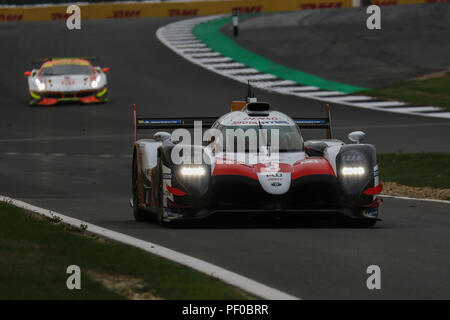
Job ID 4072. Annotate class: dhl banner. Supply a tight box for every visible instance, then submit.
[0,0,443,23]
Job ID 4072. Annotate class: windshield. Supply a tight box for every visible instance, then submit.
[40,64,94,76]
[217,124,303,153]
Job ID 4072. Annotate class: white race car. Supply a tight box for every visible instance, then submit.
[131,89,383,227]
[24,57,109,106]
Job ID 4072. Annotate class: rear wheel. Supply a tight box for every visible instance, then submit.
[132,155,148,222]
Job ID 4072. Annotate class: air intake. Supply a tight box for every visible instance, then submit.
[245,102,270,116]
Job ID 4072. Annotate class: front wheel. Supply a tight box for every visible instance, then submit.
[132,157,148,222]
[155,156,171,227]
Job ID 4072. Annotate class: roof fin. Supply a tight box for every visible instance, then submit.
[246,81,257,103]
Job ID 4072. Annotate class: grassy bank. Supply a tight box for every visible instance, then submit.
[378,153,450,189]
[0,202,251,299]
[361,71,450,109]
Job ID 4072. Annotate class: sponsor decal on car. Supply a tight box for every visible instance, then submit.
[373,165,379,178]
[163,173,172,180]
[139,119,183,125]
[271,182,282,187]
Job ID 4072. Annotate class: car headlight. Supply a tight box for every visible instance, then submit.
[180,166,205,176]
[341,166,365,176]
[35,79,46,91]
[91,76,100,88]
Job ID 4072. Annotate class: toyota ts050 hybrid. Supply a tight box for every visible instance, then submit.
[24,57,109,106]
[130,92,383,227]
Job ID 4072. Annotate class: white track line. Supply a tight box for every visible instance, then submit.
[354,101,407,108]
[307,91,347,97]
[199,57,233,63]
[156,15,450,120]
[181,48,212,53]
[212,62,246,68]
[235,74,277,81]
[191,52,222,58]
[277,86,319,92]
[384,106,442,112]
[0,195,299,300]
[327,95,376,102]
[422,112,450,119]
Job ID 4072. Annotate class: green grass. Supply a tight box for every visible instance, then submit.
[378,153,450,189]
[0,203,251,300]
[361,72,450,109]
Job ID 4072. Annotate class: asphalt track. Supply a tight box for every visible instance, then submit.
[230,4,450,88]
[1,16,450,299]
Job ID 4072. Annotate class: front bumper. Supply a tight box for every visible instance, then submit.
[162,174,382,222]
[29,88,108,105]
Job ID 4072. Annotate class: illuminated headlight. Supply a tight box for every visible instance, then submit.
[180,166,205,176]
[91,76,100,88]
[341,167,365,176]
[35,79,46,91]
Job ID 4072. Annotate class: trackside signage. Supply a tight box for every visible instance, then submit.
[0,0,433,23]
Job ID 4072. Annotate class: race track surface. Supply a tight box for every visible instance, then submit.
[1,16,450,299]
[230,3,450,88]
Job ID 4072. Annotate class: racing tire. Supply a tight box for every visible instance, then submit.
[155,155,170,227]
[132,155,148,222]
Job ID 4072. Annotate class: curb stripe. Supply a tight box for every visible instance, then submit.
[0,195,300,300]
[157,16,450,120]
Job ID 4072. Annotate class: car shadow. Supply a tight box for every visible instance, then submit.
[145,214,379,229]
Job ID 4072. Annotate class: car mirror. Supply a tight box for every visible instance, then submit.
[153,131,171,142]
[348,131,365,144]
[24,71,31,77]
[102,67,110,73]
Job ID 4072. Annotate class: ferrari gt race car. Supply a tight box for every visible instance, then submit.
[130,91,383,227]
[24,57,109,106]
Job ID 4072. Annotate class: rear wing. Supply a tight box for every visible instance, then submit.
[132,104,217,142]
[31,56,100,69]
[132,103,333,142]
[292,104,333,139]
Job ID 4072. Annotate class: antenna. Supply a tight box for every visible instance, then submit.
[246,81,257,103]
[326,104,333,139]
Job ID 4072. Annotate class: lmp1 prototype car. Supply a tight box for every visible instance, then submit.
[130,92,383,227]
[24,57,109,106]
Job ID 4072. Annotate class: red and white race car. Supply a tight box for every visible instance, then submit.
[131,90,382,227]
[24,57,109,106]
